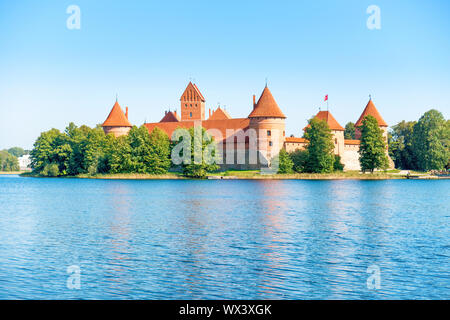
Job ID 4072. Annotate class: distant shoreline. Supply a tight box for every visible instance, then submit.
[16,170,448,180]
[0,171,27,175]
[17,171,415,180]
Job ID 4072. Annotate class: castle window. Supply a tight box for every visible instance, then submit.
[190,104,192,108]
[195,104,197,108]
[267,130,271,136]
[185,104,188,108]
[269,141,273,147]
[190,112,192,118]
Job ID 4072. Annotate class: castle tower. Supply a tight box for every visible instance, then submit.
[248,86,286,164]
[311,110,345,156]
[102,99,132,137]
[355,98,394,168]
[180,82,206,121]
[354,98,388,141]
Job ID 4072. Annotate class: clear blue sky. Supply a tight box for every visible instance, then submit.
[1,0,449,149]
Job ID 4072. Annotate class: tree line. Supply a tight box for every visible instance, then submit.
[387,110,449,171]
[277,115,388,174]
[29,108,448,177]
[0,147,28,172]
[280,109,449,174]
[29,123,217,178]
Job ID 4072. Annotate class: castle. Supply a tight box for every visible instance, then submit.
[102,82,392,171]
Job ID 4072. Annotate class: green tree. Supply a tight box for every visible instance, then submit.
[79,126,110,175]
[333,155,344,171]
[108,135,132,173]
[276,149,294,174]
[30,128,70,176]
[412,109,450,171]
[41,163,60,177]
[358,115,389,173]
[304,118,335,173]
[389,120,416,169]
[66,123,91,175]
[344,122,356,139]
[177,127,219,178]
[146,127,172,174]
[0,150,19,171]
[290,149,309,173]
[7,147,27,158]
[127,125,151,173]
[126,125,172,174]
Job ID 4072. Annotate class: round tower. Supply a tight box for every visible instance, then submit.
[248,86,286,166]
[355,98,394,168]
[354,98,388,140]
[102,100,132,137]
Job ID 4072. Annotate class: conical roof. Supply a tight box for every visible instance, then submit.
[248,86,286,118]
[355,99,387,127]
[102,101,132,127]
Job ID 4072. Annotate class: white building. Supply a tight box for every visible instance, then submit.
[18,154,31,171]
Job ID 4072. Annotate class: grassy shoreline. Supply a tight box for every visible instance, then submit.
[18,170,409,180]
[0,171,27,175]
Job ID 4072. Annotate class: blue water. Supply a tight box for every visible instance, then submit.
[0,175,448,299]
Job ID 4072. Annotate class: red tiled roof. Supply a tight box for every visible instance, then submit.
[248,86,286,118]
[180,82,205,102]
[344,139,360,145]
[160,111,180,122]
[315,111,344,130]
[145,118,250,142]
[285,137,308,143]
[193,83,205,101]
[355,99,387,127]
[208,107,231,120]
[102,101,132,127]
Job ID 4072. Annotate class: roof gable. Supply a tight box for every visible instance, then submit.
[208,107,231,120]
[102,101,132,127]
[180,82,205,102]
[248,86,286,118]
[313,110,344,131]
[355,99,387,127]
[160,111,180,122]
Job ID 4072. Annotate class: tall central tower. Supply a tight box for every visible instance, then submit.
[180,82,206,121]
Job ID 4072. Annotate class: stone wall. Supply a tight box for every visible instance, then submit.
[284,141,307,153]
[341,144,361,171]
[103,126,131,137]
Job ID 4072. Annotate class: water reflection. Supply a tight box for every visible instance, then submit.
[0,176,448,299]
[105,182,133,296]
[251,180,290,298]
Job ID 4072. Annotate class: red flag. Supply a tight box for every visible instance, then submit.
[324,95,328,102]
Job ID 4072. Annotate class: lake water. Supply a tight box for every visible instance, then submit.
[0,175,448,299]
